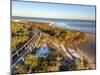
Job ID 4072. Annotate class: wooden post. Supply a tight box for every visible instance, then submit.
[16,51,19,56]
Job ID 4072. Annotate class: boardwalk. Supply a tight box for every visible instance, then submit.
[11,27,41,69]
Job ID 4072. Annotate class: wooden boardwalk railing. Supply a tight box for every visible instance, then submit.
[11,27,41,69]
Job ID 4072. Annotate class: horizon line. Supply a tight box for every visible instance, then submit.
[12,16,96,21]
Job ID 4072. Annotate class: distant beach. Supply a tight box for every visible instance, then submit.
[12,16,96,33]
[78,32,96,63]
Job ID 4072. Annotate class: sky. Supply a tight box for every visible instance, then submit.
[12,1,96,20]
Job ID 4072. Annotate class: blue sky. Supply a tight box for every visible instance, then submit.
[12,1,96,20]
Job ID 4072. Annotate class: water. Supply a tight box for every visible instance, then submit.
[35,46,50,57]
[12,16,96,33]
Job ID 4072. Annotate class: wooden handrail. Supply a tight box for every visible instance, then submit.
[12,28,40,57]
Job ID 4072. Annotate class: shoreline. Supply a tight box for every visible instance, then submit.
[78,32,96,63]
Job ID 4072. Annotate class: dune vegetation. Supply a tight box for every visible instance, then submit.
[12,21,93,74]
